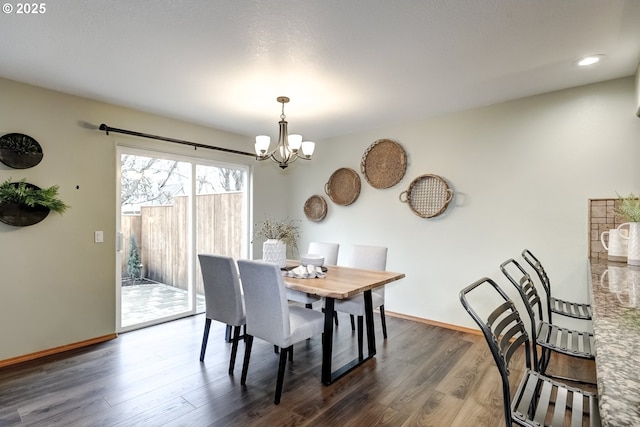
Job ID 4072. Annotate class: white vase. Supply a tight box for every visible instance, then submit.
[263,239,286,268]
[618,222,640,266]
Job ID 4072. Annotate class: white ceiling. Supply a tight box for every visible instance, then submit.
[1,0,639,141]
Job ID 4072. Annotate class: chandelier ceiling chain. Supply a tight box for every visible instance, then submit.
[255,96,315,169]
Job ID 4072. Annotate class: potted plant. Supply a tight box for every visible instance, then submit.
[254,217,300,267]
[615,192,640,221]
[0,178,70,226]
[615,192,640,265]
[0,133,43,169]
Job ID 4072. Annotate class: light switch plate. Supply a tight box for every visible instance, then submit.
[95,231,104,243]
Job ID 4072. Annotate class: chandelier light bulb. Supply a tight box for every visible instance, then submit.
[301,141,315,157]
[255,135,271,156]
[288,134,302,151]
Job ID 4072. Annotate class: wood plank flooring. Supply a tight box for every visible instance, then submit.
[0,312,596,427]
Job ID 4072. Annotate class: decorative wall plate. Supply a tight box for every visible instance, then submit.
[0,133,43,169]
[361,138,407,189]
[399,174,453,218]
[324,168,361,206]
[304,194,328,222]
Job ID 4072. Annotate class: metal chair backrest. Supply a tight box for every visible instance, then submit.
[500,258,546,370]
[522,249,592,322]
[521,249,554,321]
[459,277,531,427]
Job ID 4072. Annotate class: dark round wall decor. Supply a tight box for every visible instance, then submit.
[0,133,44,169]
[0,182,50,226]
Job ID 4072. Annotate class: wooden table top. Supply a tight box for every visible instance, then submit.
[283,263,405,299]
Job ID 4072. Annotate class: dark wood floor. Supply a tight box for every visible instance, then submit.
[0,312,596,427]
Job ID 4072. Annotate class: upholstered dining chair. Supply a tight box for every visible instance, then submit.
[331,244,388,359]
[308,241,339,265]
[286,241,339,312]
[237,259,324,405]
[197,254,246,375]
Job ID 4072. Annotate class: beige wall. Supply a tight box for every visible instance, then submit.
[2,75,639,361]
[0,77,287,361]
[288,77,640,330]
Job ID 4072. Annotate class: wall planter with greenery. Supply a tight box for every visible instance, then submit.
[0,178,69,226]
[0,133,44,169]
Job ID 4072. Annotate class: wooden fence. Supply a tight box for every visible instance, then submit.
[121,192,244,295]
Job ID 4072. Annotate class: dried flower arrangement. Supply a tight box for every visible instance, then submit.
[254,217,300,253]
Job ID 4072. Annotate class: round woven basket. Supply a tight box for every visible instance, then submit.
[324,168,361,206]
[303,195,328,222]
[399,174,453,218]
[361,139,407,189]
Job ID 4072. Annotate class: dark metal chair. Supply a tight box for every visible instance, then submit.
[500,258,595,383]
[522,249,592,322]
[460,277,600,427]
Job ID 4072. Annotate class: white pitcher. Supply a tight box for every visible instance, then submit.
[601,228,628,262]
[618,222,640,266]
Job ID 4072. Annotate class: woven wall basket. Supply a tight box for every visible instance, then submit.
[324,168,361,206]
[304,194,328,222]
[399,174,454,218]
[360,138,407,189]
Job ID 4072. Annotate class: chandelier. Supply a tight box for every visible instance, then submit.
[254,96,315,169]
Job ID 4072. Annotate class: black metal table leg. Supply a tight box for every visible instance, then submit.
[321,290,377,385]
[322,297,335,385]
[363,289,376,357]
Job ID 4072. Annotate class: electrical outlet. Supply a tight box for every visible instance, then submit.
[95,231,104,243]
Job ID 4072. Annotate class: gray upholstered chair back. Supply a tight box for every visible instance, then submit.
[346,244,387,270]
[198,254,245,327]
[236,259,290,348]
[346,245,387,297]
[308,241,340,265]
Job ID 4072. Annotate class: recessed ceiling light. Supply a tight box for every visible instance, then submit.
[577,55,604,67]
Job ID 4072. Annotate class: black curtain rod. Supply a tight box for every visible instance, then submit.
[98,124,256,158]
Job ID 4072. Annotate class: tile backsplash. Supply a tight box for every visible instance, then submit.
[589,198,627,262]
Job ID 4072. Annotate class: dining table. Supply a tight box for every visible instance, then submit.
[588,258,640,427]
[283,262,405,385]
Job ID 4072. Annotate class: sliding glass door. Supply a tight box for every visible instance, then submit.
[116,147,249,332]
